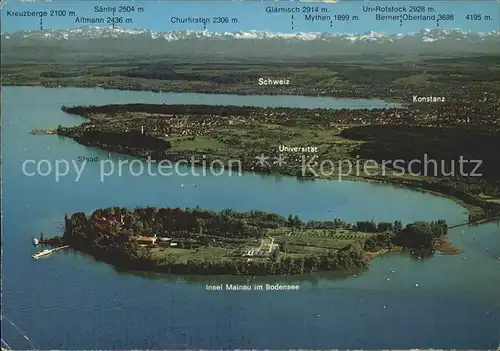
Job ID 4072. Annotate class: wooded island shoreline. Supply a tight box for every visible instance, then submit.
[43,206,451,276]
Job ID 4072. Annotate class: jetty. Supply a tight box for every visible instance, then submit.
[449,216,500,229]
[30,129,56,135]
[32,245,69,259]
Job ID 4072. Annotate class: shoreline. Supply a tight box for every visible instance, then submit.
[354,176,482,216]
[33,140,497,278]
[36,98,499,222]
[32,132,485,216]
[3,82,406,104]
[47,134,500,222]
[436,238,463,255]
[29,132,481,215]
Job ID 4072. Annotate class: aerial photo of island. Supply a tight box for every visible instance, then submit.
[1,0,499,350]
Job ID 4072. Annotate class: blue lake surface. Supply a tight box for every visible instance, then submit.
[2,86,499,349]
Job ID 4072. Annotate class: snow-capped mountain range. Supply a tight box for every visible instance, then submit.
[3,27,500,59]
[2,26,500,43]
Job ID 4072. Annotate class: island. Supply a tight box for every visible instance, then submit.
[44,206,451,275]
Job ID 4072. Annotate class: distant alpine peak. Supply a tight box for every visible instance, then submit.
[2,26,500,42]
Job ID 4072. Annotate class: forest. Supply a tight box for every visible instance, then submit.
[61,104,260,118]
[340,124,500,196]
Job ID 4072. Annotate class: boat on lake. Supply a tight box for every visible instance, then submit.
[32,249,51,259]
[32,245,70,259]
[32,238,39,246]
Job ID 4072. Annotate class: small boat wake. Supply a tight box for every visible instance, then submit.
[1,315,38,350]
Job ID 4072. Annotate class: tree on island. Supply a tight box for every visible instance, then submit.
[393,220,447,249]
[287,214,303,228]
[394,220,403,233]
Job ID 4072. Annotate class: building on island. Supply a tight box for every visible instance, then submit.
[158,237,172,246]
[95,215,125,227]
[242,237,279,258]
[135,234,157,246]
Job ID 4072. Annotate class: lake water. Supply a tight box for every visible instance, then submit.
[2,86,499,350]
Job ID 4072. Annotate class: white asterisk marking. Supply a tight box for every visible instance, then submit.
[274,154,287,166]
[255,153,270,167]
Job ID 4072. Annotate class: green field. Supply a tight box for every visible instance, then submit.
[5,54,500,100]
[270,228,371,255]
[166,136,227,152]
[151,246,234,264]
[149,228,374,263]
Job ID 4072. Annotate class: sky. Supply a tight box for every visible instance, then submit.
[1,0,499,33]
